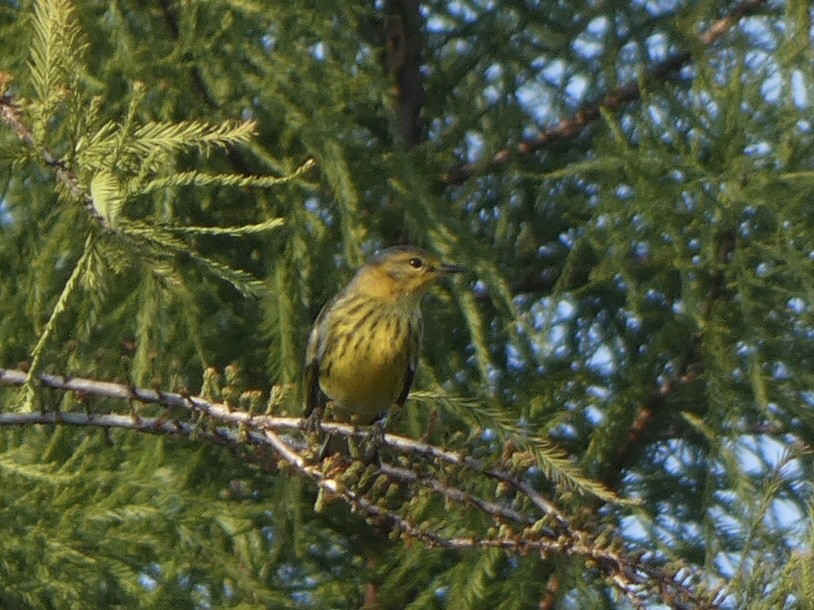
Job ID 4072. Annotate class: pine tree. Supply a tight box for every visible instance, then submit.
[0,0,810,608]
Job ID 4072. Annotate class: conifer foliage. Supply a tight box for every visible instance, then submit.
[0,0,810,608]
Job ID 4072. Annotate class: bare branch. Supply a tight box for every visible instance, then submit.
[0,366,720,607]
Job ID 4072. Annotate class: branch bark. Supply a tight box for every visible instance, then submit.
[384,0,426,148]
[0,367,718,608]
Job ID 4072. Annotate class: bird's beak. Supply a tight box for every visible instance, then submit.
[439,262,466,274]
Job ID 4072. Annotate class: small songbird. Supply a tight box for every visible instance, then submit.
[304,246,464,457]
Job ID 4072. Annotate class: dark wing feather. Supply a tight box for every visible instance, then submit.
[303,303,330,417]
[395,314,422,408]
[304,355,322,417]
[395,362,416,408]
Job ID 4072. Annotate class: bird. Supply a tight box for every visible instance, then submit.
[304,245,464,458]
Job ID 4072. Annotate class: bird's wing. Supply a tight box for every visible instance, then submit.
[395,314,422,408]
[304,355,322,417]
[395,361,416,409]
[303,304,329,417]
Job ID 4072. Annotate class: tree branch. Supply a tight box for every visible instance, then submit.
[442,0,769,185]
[0,366,719,608]
[0,80,104,224]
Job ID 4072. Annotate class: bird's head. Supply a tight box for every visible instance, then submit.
[352,246,464,309]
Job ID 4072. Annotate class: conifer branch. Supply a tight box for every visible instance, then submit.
[0,406,719,608]
[24,237,96,408]
[129,120,258,155]
[0,366,614,526]
[0,409,196,436]
[258,429,719,609]
[0,86,310,233]
[140,157,315,194]
[442,0,769,185]
[114,222,267,296]
[28,0,86,126]
[0,85,101,222]
[159,218,285,237]
[0,366,719,607]
[377,462,541,527]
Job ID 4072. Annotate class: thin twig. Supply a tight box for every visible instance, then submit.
[378,462,541,527]
[0,367,566,523]
[0,89,102,222]
[0,367,718,608]
[260,431,714,608]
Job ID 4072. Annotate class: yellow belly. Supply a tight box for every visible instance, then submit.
[320,334,410,424]
[317,307,418,425]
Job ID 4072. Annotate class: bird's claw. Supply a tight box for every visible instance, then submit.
[362,420,387,464]
[302,407,324,434]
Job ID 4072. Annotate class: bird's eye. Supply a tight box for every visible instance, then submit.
[408,257,424,269]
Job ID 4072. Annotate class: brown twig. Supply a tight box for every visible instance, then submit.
[260,428,717,609]
[0,367,563,525]
[442,0,769,185]
[0,366,569,523]
[0,366,718,607]
[0,88,103,223]
[0,408,717,607]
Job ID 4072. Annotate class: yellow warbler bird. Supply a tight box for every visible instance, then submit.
[304,246,463,456]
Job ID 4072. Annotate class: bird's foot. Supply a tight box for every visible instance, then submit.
[362,419,387,464]
[302,406,324,434]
